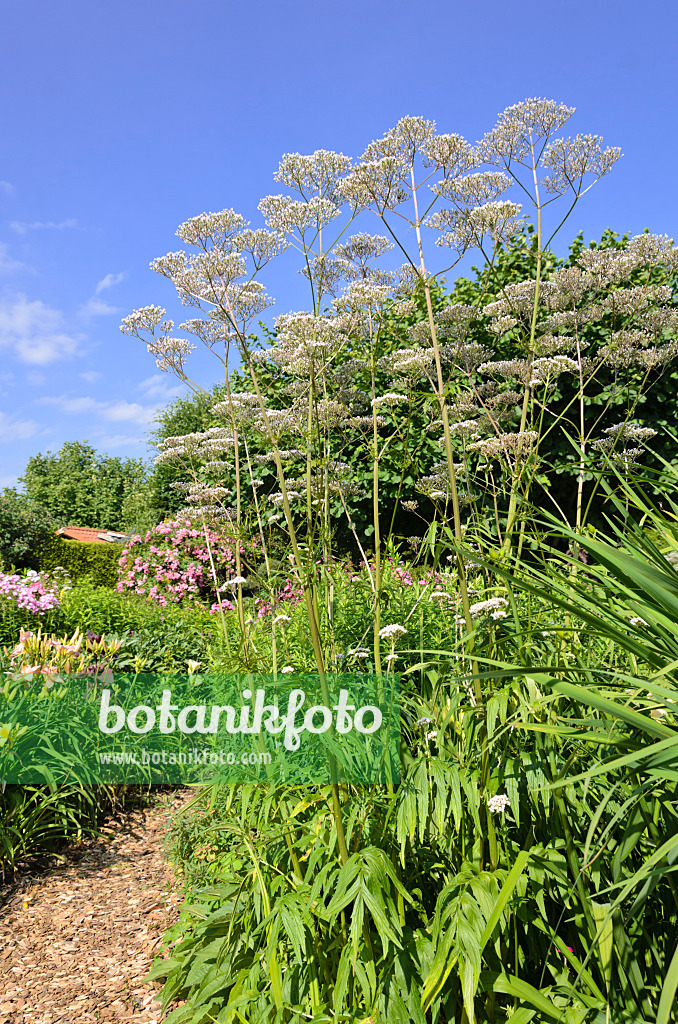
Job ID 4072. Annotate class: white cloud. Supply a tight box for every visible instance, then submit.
[0,181,14,196]
[10,218,78,235]
[78,271,127,318]
[26,371,46,386]
[95,272,126,295]
[0,294,80,364]
[0,411,39,443]
[104,400,157,424]
[80,370,102,383]
[39,394,159,425]
[79,297,119,317]
[138,374,185,401]
[0,242,24,275]
[94,434,147,449]
[41,395,99,415]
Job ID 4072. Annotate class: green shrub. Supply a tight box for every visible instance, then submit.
[0,490,56,571]
[0,579,218,652]
[39,535,122,588]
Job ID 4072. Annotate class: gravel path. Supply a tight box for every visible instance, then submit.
[0,791,190,1023]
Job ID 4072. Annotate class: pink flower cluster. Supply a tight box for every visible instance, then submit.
[116,518,257,609]
[0,570,61,616]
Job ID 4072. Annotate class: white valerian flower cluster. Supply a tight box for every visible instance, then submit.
[468,597,509,620]
[371,393,408,408]
[146,335,195,373]
[378,623,407,639]
[154,427,236,465]
[212,392,261,426]
[591,422,657,467]
[274,150,353,201]
[174,208,247,248]
[299,254,346,298]
[429,200,524,253]
[253,312,349,379]
[487,793,511,814]
[391,299,417,317]
[468,431,539,462]
[187,483,230,501]
[477,99,575,165]
[449,419,482,439]
[333,279,394,317]
[486,390,523,410]
[541,134,622,195]
[120,305,166,333]
[533,333,577,356]
[381,347,435,377]
[477,359,531,382]
[333,232,393,278]
[432,170,512,206]
[488,315,518,336]
[258,194,341,235]
[220,576,248,589]
[120,307,197,373]
[529,355,579,385]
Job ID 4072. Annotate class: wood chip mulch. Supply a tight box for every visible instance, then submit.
[0,790,193,1023]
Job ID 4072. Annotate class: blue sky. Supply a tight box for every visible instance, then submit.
[1,0,676,488]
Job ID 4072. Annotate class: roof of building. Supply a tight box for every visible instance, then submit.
[56,526,129,544]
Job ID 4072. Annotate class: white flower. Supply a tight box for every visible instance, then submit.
[371,393,407,408]
[186,660,201,674]
[384,653,398,663]
[426,730,438,741]
[468,597,509,620]
[488,793,511,814]
[220,576,247,590]
[630,616,648,627]
[273,614,291,625]
[281,666,295,674]
[379,623,407,639]
[416,716,434,727]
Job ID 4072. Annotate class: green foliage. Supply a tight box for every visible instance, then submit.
[0,577,217,658]
[0,783,116,874]
[20,440,153,532]
[128,502,678,1022]
[39,535,123,588]
[0,489,56,571]
[148,384,229,519]
[451,226,678,528]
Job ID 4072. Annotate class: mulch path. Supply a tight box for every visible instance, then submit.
[0,790,193,1023]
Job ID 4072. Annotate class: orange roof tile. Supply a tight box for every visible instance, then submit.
[56,527,127,544]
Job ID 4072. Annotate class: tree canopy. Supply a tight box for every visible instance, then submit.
[20,441,152,532]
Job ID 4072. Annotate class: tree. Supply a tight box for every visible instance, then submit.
[20,441,153,531]
[0,489,56,570]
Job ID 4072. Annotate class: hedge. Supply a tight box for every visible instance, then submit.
[39,535,122,588]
